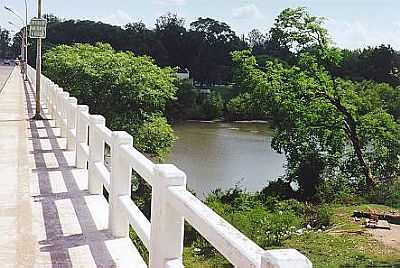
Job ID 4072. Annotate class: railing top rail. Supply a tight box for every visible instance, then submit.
[168,187,263,267]
[93,123,112,145]
[120,145,155,186]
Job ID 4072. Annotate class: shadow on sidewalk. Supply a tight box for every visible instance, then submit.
[24,78,117,267]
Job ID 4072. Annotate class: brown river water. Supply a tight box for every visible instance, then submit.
[167,121,286,198]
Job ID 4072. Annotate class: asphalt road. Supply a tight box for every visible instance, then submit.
[0,65,15,93]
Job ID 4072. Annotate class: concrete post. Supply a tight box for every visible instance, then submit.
[149,164,186,268]
[88,115,106,195]
[49,83,56,118]
[54,87,63,127]
[75,105,89,169]
[109,131,133,237]
[49,84,56,119]
[66,97,78,151]
[60,92,70,137]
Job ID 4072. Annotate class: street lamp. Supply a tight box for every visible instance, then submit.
[4,3,28,80]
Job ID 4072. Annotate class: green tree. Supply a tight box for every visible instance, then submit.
[43,43,177,159]
[231,8,400,196]
[269,7,330,53]
[0,28,11,59]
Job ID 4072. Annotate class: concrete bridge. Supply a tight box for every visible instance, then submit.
[0,65,312,267]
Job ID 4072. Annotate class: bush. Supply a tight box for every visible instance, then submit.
[167,82,199,121]
[365,179,400,208]
[43,43,177,158]
[134,114,176,160]
[303,204,332,228]
[225,93,266,120]
[199,92,224,120]
[316,176,361,205]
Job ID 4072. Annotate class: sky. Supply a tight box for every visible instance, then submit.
[1,0,400,50]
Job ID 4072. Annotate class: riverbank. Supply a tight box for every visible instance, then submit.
[180,191,400,267]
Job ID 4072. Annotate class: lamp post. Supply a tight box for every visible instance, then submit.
[4,4,28,80]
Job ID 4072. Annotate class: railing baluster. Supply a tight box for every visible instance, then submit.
[88,115,106,195]
[55,87,63,127]
[75,105,89,169]
[149,164,186,268]
[60,92,69,137]
[109,131,133,237]
[49,84,56,119]
[66,97,78,151]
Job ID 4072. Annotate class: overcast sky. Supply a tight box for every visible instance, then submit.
[1,0,399,50]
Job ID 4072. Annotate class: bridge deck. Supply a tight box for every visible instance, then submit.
[0,67,146,267]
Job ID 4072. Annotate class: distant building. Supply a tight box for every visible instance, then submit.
[175,67,190,80]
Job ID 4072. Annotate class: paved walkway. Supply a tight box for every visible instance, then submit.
[0,68,146,267]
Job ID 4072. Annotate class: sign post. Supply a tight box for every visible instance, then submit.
[30,0,47,120]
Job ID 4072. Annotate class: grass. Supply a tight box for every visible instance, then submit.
[130,203,400,267]
[182,204,400,268]
[283,204,400,267]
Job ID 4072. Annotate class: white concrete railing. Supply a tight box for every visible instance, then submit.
[27,65,312,268]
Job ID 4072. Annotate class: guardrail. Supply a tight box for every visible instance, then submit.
[27,65,312,268]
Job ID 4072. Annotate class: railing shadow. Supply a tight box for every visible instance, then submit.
[24,78,117,267]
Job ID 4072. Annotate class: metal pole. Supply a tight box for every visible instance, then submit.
[34,0,42,119]
[21,30,25,74]
[24,0,28,81]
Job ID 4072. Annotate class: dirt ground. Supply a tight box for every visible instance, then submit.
[369,224,400,250]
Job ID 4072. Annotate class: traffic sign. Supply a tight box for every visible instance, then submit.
[29,18,47,39]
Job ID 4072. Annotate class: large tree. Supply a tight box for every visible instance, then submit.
[43,43,177,159]
[232,7,400,197]
[0,27,11,59]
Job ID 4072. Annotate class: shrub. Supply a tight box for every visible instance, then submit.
[365,179,400,208]
[200,92,224,120]
[134,114,176,160]
[43,43,177,158]
[303,204,332,228]
[316,176,361,205]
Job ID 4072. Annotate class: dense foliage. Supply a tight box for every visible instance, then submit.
[0,27,12,59]
[43,43,176,158]
[22,13,246,86]
[231,7,400,198]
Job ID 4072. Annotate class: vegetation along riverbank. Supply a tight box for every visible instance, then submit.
[37,5,400,267]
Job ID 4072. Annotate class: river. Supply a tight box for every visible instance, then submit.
[167,121,286,198]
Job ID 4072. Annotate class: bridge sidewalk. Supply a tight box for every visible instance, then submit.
[0,67,146,267]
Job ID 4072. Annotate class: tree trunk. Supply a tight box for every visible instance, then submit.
[316,91,376,188]
[343,121,375,188]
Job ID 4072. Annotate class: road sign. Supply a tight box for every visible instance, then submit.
[29,18,47,39]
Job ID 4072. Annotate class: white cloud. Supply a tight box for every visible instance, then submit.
[326,17,400,49]
[232,4,263,20]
